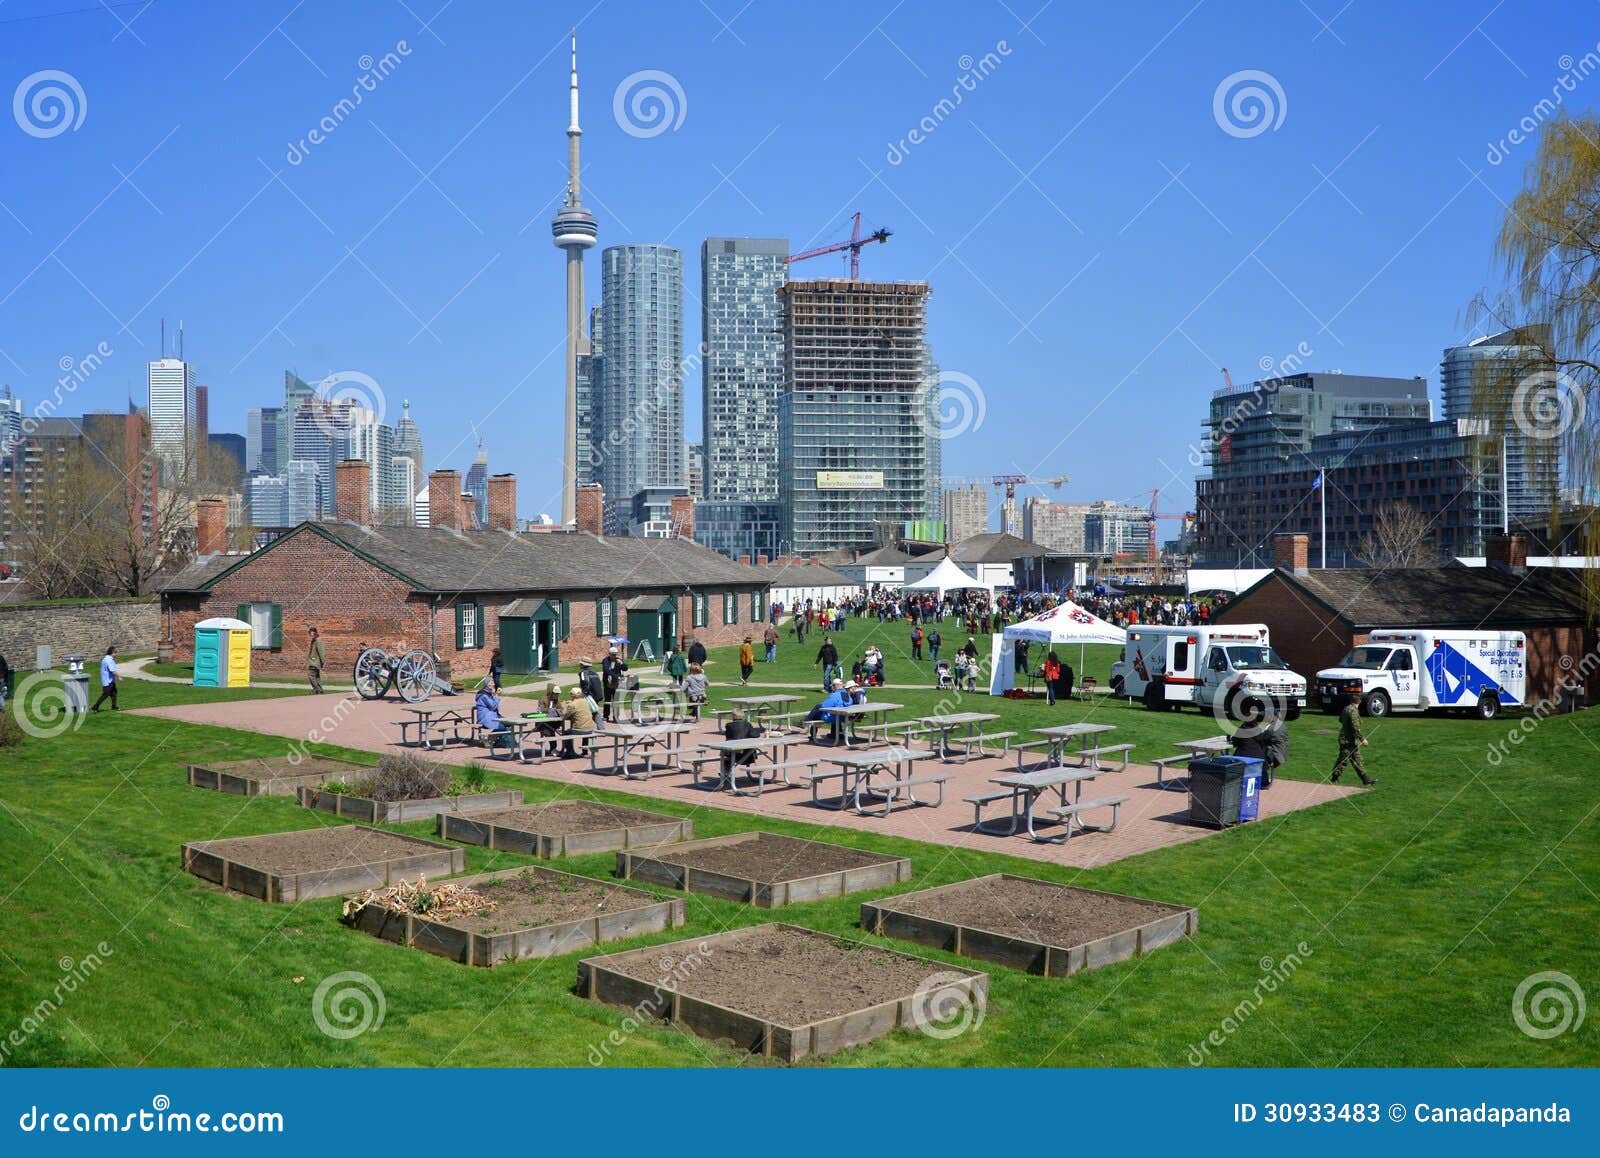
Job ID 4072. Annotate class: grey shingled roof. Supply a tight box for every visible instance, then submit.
[747,560,859,588]
[951,532,1039,564]
[161,522,766,596]
[1234,565,1591,629]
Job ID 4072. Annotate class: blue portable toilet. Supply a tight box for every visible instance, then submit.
[193,617,253,688]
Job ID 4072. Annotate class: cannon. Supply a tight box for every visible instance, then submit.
[352,645,456,703]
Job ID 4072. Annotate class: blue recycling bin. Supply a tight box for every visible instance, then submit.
[1187,755,1263,828]
[1237,758,1263,822]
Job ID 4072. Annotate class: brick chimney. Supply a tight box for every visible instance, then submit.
[669,493,695,540]
[459,492,477,531]
[756,555,770,565]
[487,473,517,532]
[335,459,371,524]
[576,483,604,536]
[1487,533,1528,574]
[738,554,751,565]
[428,470,462,529]
[196,498,227,555]
[1273,533,1310,575]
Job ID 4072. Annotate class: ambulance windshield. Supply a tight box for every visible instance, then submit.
[1225,646,1291,670]
[1338,646,1392,669]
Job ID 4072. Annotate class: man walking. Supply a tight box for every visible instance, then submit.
[910,624,923,661]
[91,646,119,712]
[762,622,779,663]
[928,628,941,663]
[814,635,840,692]
[601,646,628,722]
[738,636,755,685]
[307,627,326,694]
[1331,690,1377,786]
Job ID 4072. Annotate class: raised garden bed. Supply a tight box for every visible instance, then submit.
[344,865,685,966]
[296,784,524,823]
[579,923,987,1062]
[615,831,910,908]
[441,800,692,857]
[182,825,465,903]
[186,755,371,797]
[861,873,1198,977]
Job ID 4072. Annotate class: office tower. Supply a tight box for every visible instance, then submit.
[465,448,489,529]
[248,474,287,526]
[576,306,602,488]
[942,484,988,543]
[290,400,351,517]
[195,385,209,450]
[701,237,787,502]
[280,371,316,472]
[393,399,424,478]
[550,33,598,524]
[347,408,395,515]
[388,454,417,522]
[776,279,935,554]
[598,243,685,532]
[1084,503,1155,555]
[246,406,281,475]
[1440,329,1560,522]
[284,460,321,524]
[685,440,704,498]
[0,385,21,462]
[147,356,197,483]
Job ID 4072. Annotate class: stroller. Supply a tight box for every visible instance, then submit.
[934,660,954,690]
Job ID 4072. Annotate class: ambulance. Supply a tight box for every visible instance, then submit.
[1111,623,1308,718]
[1314,629,1527,719]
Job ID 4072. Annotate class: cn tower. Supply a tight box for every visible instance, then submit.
[551,30,597,525]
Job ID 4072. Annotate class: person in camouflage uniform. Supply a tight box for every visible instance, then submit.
[1331,689,1376,786]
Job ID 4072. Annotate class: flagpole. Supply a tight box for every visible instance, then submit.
[1319,472,1326,568]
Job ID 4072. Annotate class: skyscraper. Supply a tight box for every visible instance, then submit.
[777,279,936,554]
[388,454,417,523]
[550,33,598,525]
[393,399,424,479]
[1440,329,1559,523]
[0,385,21,462]
[576,306,602,487]
[284,459,320,524]
[347,408,395,516]
[147,356,196,483]
[465,448,489,529]
[291,399,351,517]
[599,243,685,532]
[248,474,287,526]
[246,406,281,475]
[942,484,988,543]
[701,237,787,502]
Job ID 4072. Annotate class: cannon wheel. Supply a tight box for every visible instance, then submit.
[396,650,437,703]
[353,647,391,700]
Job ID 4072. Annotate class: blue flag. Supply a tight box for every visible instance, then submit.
[1312,471,1323,490]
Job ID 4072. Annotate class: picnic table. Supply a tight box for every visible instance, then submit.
[693,733,812,796]
[817,701,904,747]
[723,694,801,727]
[587,722,696,780]
[808,746,945,816]
[973,767,1105,843]
[397,706,470,750]
[913,712,1001,762]
[1152,735,1236,789]
[498,712,562,762]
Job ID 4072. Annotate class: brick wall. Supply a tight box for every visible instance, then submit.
[1214,572,1355,682]
[0,597,159,671]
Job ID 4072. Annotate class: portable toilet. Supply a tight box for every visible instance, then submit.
[193,618,253,688]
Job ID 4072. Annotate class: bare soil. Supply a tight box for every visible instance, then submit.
[889,876,1178,947]
[209,757,369,783]
[649,833,888,882]
[603,925,940,1027]
[433,868,660,934]
[470,800,675,835]
[197,826,437,875]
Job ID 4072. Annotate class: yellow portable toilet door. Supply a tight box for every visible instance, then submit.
[225,626,252,687]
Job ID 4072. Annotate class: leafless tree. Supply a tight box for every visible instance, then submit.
[1353,502,1446,569]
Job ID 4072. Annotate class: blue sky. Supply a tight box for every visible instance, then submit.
[0,0,1590,522]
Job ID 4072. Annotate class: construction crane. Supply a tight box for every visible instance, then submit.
[1140,487,1194,570]
[786,211,892,279]
[946,473,1071,537]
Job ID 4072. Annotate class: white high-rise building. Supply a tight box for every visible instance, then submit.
[0,385,22,461]
[346,407,395,514]
[388,454,417,521]
[284,460,320,524]
[248,474,287,526]
[148,357,197,483]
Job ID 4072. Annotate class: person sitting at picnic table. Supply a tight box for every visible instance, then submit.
[683,662,709,717]
[559,684,598,758]
[803,679,851,743]
[474,686,514,757]
[720,710,765,777]
[845,678,867,706]
[532,682,563,736]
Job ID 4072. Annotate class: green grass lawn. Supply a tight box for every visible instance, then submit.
[0,621,1595,1068]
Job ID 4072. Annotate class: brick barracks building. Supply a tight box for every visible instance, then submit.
[159,463,767,680]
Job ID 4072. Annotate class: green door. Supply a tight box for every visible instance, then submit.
[499,617,533,675]
[627,610,661,660]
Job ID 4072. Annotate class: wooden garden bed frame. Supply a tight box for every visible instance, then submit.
[186,756,370,797]
[615,832,911,909]
[439,805,692,858]
[181,826,466,903]
[296,785,525,824]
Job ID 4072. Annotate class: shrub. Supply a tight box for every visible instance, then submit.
[361,752,451,802]
[0,710,25,749]
[461,762,488,792]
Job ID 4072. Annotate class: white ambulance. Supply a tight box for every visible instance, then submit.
[1314,629,1527,719]
[1111,623,1308,718]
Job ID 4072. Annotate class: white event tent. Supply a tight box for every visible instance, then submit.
[990,601,1127,695]
[901,556,990,597]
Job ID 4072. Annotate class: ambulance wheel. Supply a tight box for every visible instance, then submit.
[1110,675,1124,697]
[1475,693,1501,720]
[1286,704,1301,721]
[1143,682,1165,712]
[1361,689,1390,718]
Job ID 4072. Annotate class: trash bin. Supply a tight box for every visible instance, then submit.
[1187,755,1262,828]
[61,654,89,714]
[1238,759,1263,823]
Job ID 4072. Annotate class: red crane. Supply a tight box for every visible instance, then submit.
[786,212,892,279]
[1143,487,1193,569]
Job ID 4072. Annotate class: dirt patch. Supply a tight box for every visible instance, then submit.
[602,925,943,1027]
[197,826,436,875]
[890,875,1176,946]
[470,800,675,835]
[649,833,884,882]
[230,757,369,782]
[432,868,660,934]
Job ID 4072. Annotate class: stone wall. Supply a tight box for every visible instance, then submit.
[0,597,159,671]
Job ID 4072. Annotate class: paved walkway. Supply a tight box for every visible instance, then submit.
[137,693,1361,871]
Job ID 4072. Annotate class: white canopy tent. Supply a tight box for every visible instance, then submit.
[901,556,990,598]
[1186,568,1271,595]
[990,601,1127,695]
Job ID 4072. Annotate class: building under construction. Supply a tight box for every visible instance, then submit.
[776,278,938,554]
